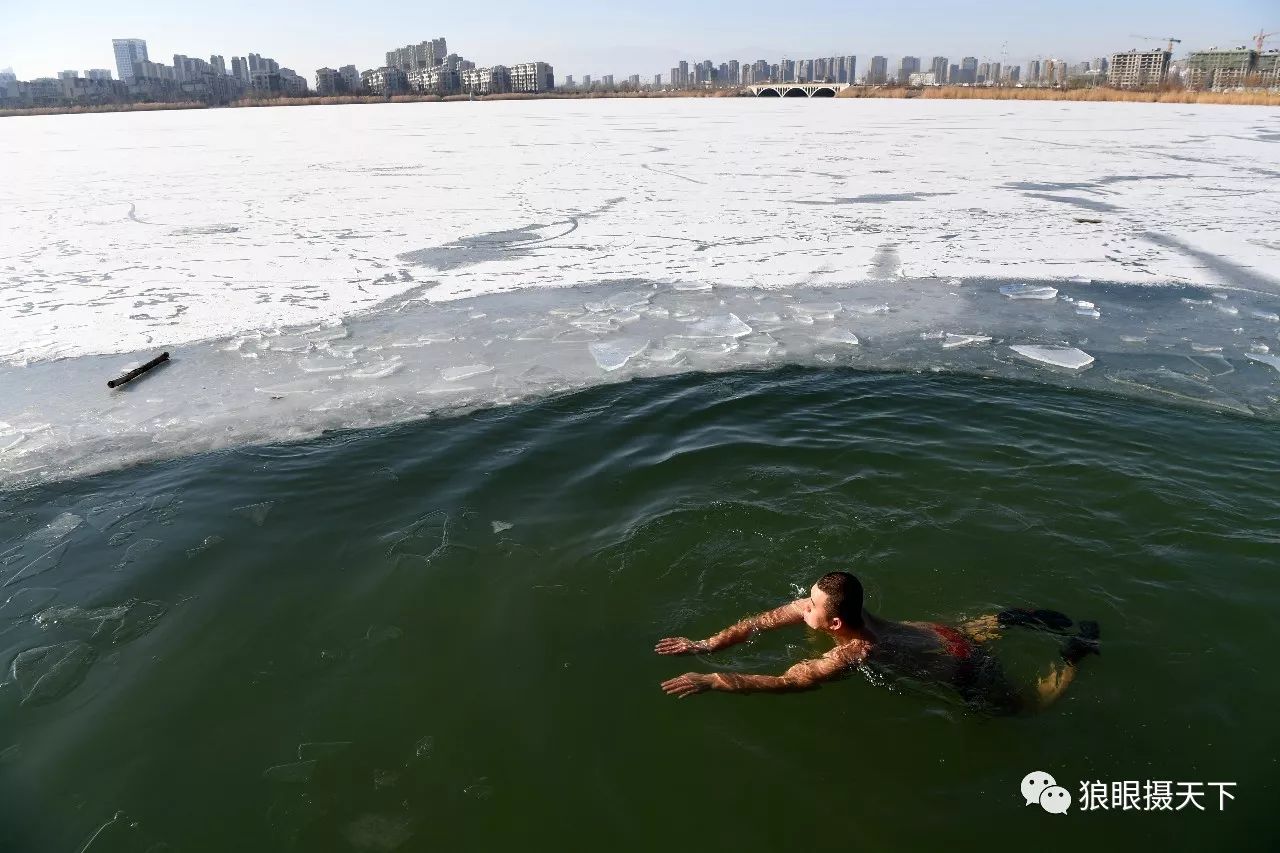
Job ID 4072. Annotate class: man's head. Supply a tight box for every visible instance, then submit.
[804,571,865,633]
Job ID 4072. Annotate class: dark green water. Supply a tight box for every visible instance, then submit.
[2,369,1277,852]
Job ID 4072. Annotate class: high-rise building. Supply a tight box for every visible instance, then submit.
[210,55,226,76]
[1044,58,1056,83]
[678,60,689,88]
[85,69,113,80]
[977,62,990,83]
[959,56,977,85]
[509,62,554,93]
[798,59,813,81]
[949,64,959,82]
[1108,49,1169,87]
[727,59,739,85]
[781,58,795,82]
[868,56,888,84]
[1008,66,1021,83]
[1185,48,1254,89]
[339,65,360,92]
[112,38,148,83]
[990,62,1001,84]
[653,73,661,87]
[385,39,447,72]
[1028,60,1041,83]
[930,56,948,82]
[898,56,920,82]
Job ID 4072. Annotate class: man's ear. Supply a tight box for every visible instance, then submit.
[829,616,844,631]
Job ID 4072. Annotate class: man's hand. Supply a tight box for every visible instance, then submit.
[654,637,707,655]
[661,672,715,698]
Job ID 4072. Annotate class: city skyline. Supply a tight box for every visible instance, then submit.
[1,0,1273,82]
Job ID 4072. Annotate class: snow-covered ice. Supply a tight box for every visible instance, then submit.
[2,98,1280,486]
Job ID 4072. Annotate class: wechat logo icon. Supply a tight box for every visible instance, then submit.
[1022,771,1071,814]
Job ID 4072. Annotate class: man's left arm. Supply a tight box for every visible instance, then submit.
[660,643,866,698]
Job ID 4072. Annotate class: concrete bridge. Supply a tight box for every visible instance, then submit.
[745,82,849,97]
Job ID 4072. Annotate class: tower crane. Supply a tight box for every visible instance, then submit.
[1129,35,1182,53]
[1253,29,1278,52]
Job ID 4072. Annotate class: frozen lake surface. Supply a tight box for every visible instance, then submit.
[2,99,1279,486]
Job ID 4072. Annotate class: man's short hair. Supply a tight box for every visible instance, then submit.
[816,571,864,628]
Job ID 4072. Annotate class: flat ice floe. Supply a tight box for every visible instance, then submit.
[2,99,1280,486]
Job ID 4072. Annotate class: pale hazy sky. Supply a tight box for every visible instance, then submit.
[1,0,1274,82]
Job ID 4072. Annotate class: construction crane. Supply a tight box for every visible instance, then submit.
[1129,35,1182,53]
[1253,29,1278,52]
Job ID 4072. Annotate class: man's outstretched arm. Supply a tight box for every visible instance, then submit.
[661,644,865,698]
[654,600,805,655]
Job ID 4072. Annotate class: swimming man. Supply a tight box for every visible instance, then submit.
[656,571,1099,714]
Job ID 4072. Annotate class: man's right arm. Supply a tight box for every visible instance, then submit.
[654,599,804,655]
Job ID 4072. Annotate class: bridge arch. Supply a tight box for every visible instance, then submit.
[757,87,781,97]
[783,87,808,97]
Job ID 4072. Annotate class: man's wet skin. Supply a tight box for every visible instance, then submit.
[655,571,1099,713]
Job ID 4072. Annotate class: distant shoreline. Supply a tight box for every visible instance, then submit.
[3,85,1277,118]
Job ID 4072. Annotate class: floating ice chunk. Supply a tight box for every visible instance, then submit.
[589,337,649,371]
[553,329,600,343]
[1251,310,1279,322]
[233,501,274,526]
[1074,301,1095,310]
[1120,335,1148,343]
[186,534,223,558]
[263,760,317,784]
[267,336,313,353]
[491,521,513,533]
[4,543,68,588]
[942,334,992,349]
[1215,304,1239,316]
[1009,345,1095,370]
[87,497,147,532]
[1250,342,1270,354]
[794,303,842,317]
[515,324,562,341]
[672,281,712,291]
[846,303,891,316]
[604,311,641,325]
[347,358,403,380]
[11,641,95,706]
[298,741,352,761]
[1181,297,1213,306]
[1212,292,1229,300]
[306,323,349,343]
[747,312,781,323]
[1076,307,1101,319]
[119,538,160,565]
[365,625,404,644]
[605,291,650,310]
[1,588,57,619]
[1000,284,1058,300]
[298,355,353,373]
[948,278,964,286]
[27,513,82,547]
[643,347,684,364]
[818,328,861,346]
[1068,275,1092,284]
[685,314,752,339]
[1246,353,1280,374]
[1191,343,1223,353]
[441,364,493,382]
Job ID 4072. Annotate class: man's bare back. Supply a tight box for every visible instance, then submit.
[655,571,1099,713]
